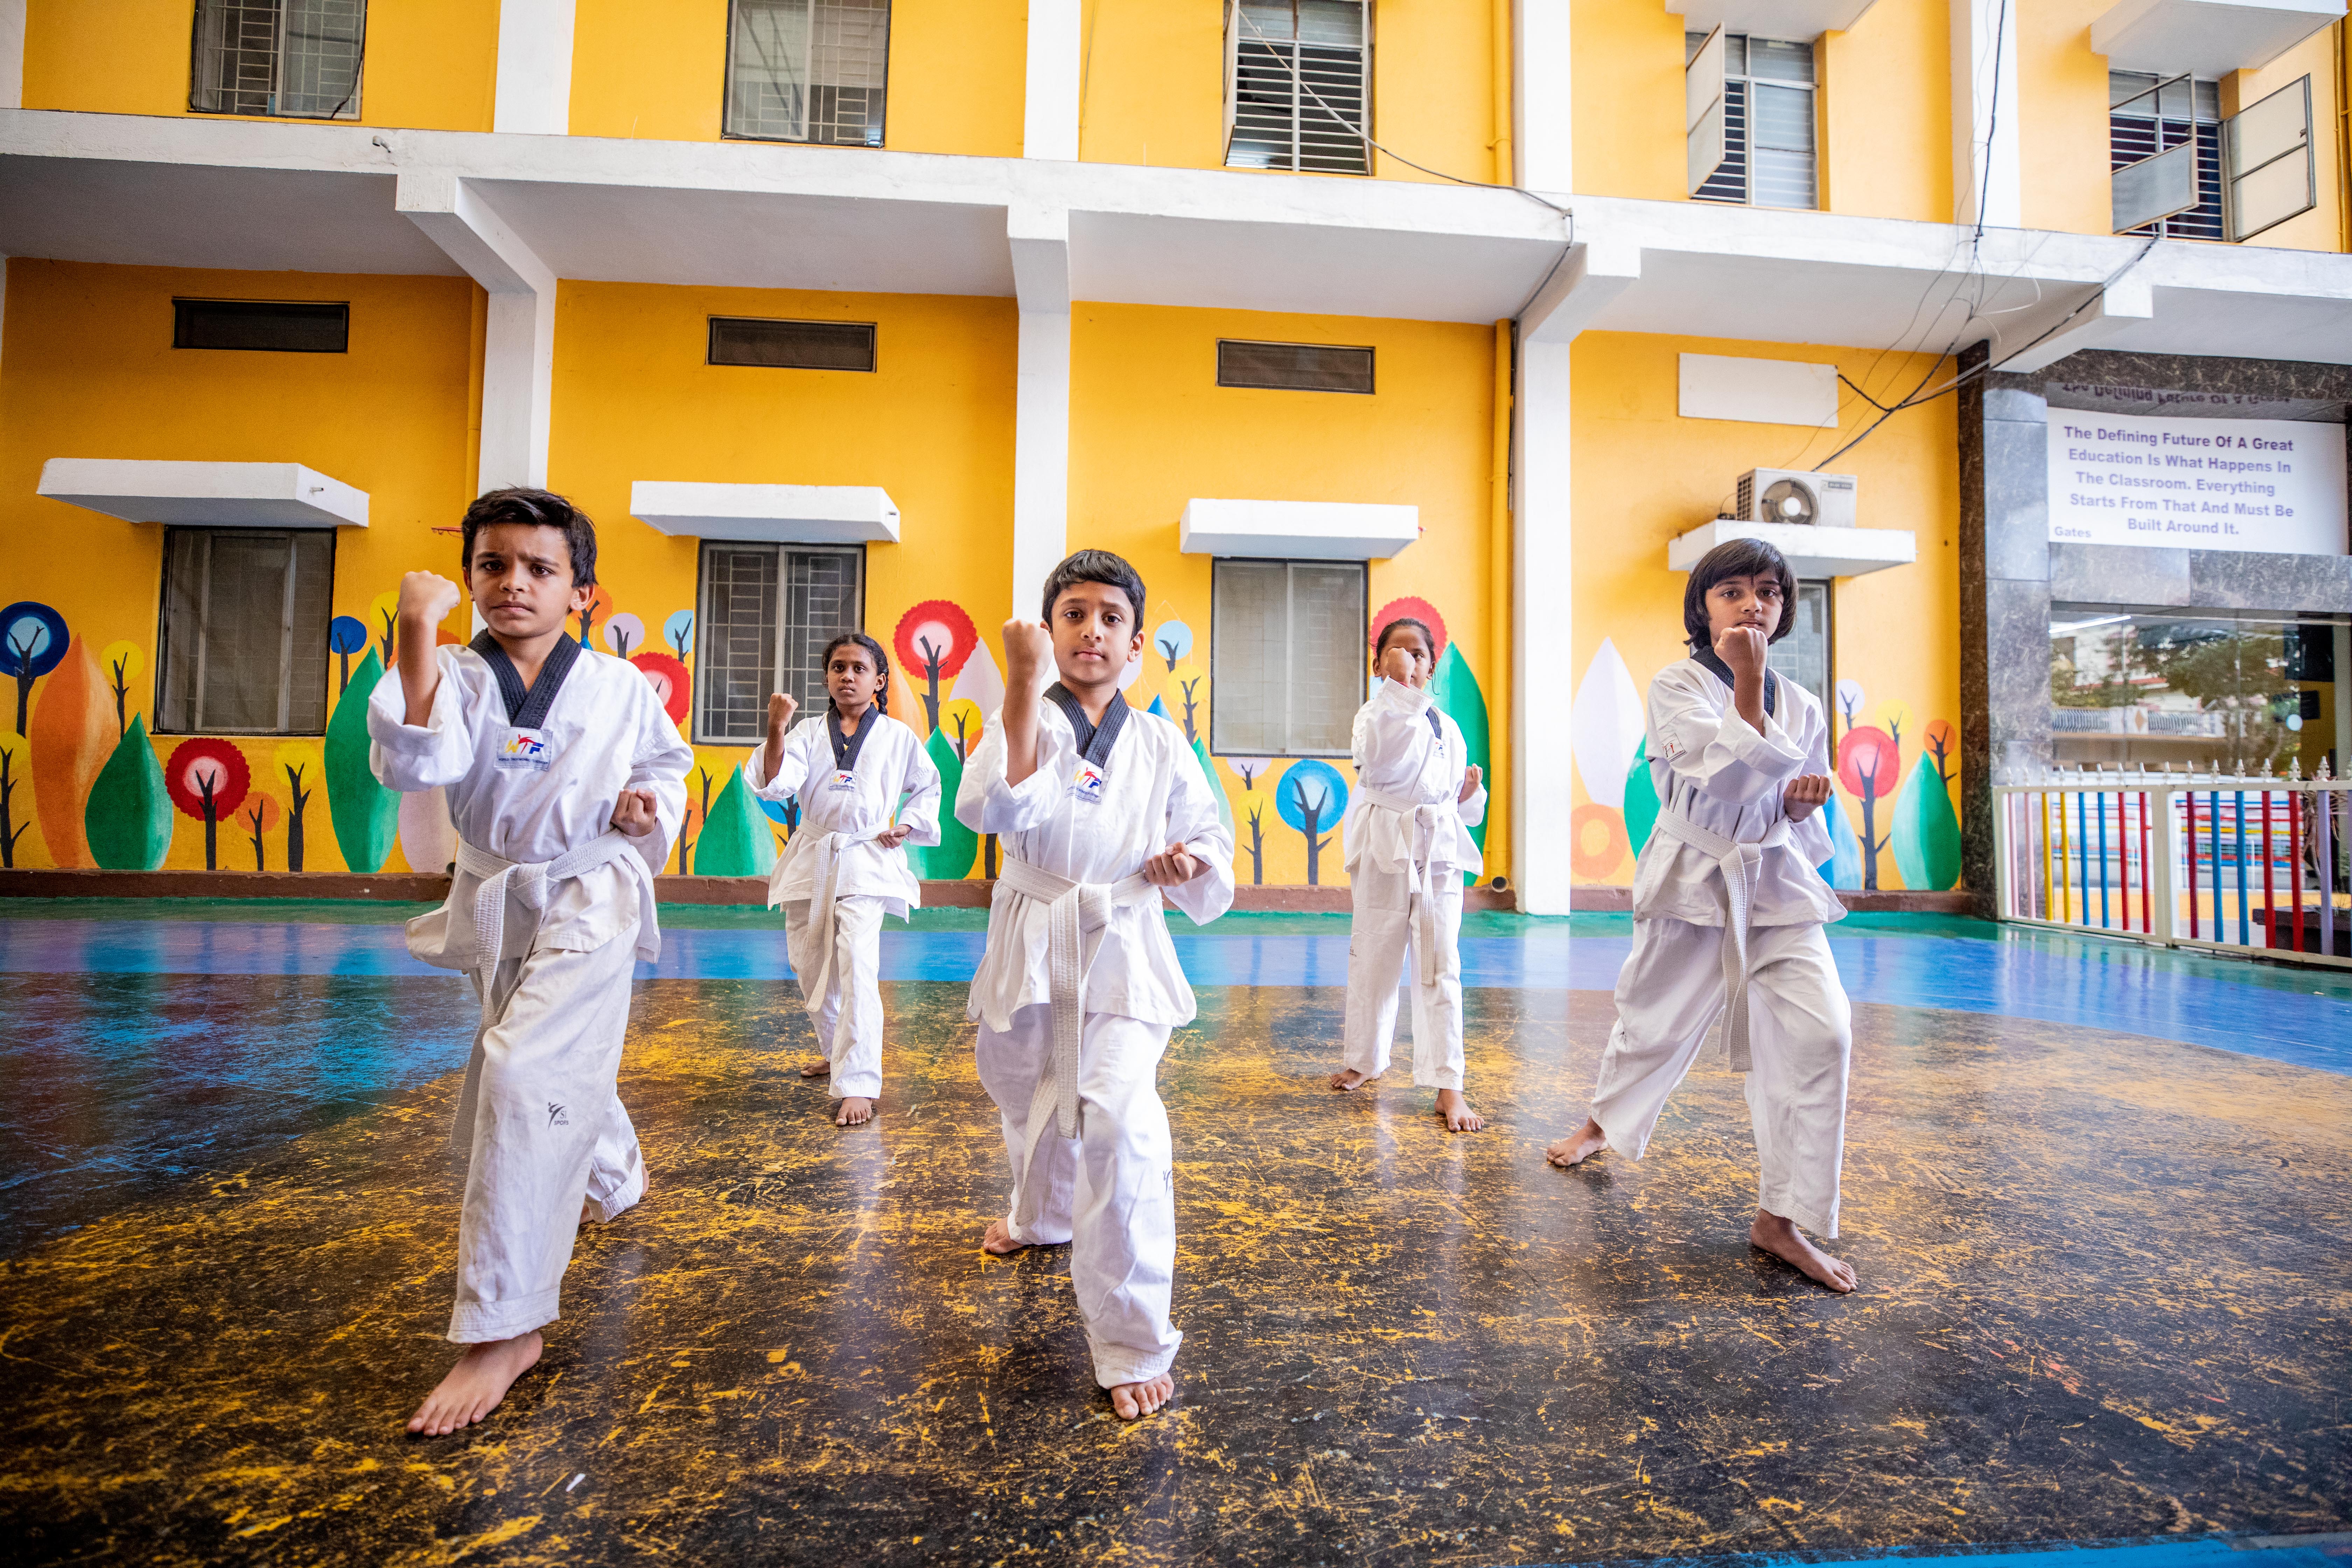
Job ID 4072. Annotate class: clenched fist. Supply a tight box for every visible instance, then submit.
[1713,623,1769,680]
[1458,763,1482,804]
[1783,773,1832,823]
[398,570,462,626]
[768,692,799,734]
[1001,618,1053,687]
[610,787,660,837]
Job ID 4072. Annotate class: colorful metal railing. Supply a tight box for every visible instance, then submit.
[1994,762,2352,968]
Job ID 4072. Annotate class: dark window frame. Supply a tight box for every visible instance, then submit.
[153,524,339,737]
[691,539,868,746]
[173,298,351,354]
[187,0,369,121]
[721,0,894,148]
[1207,555,1368,759]
[708,316,880,372]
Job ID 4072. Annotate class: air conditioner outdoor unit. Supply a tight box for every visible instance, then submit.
[1733,468,1857,528]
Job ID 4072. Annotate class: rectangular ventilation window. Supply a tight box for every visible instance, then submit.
[708,317,878,371]
[173,299,351,353]
[1217,340,1374,394]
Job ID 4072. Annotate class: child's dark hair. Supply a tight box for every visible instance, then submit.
[459,488,598,589]
[1683,538,1797,651]
[1373,616,1436,666]
[1041,549,1147,628]
[820,631,891,714]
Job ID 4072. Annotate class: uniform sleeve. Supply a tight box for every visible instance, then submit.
[1650,665,1805,807]
[1163,729,1236,926]
[1787,697,1837,866]
[893,724,944,848]
[625,682,694,881]
[1447,717,1489,829]
[746,719,817,802]
[957,713,1064,837]
[366,648,476,792]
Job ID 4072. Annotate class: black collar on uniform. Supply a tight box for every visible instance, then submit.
[828,704,880,771]
[1044,682,1129,767]
[471,629,582,728]
[1692,646,1779,719]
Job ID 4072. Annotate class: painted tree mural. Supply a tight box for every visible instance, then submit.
[574,585,616,648]
[167,738,251,871]
[939,698,984,761]
[1836,725,1901,891]
[326,649,399,874]
[1623,738,1660,859]
[1227,757,1270,791]
[915,725,979,880]
[632,652,691,726]
[369,590,401,667]
[1,602,68,738]
[100,640,144,734]
[328,616,370,692]
[275,744,316,873]
[894,601,979,736]
[664,610,695,661]
[1278,759,1348,885]
[1243,799,1266,885]
[1192,736,1232,842]
[603,612,644,661]
[693,764,777,878]
[1430,642,1491,884]
[677,765,713,873]
[1153,620,1194,672]
[85,717,172,871]
[30,634,110,868]
[0,732,30,868]
[1370,596,1447,664]
[1893,718,1962,891]
[238,793,282,872]
[1166,663,1206,743]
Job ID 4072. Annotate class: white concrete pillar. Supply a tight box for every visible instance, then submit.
[1009,204,1073,621]
[1512,0,1573,192]
[1513,335,1575,915]
[397,174,557,493]
[1023,0,1082,159]
[494,0,578,135]
[0,0,28,111]
[1951,0,2021,229]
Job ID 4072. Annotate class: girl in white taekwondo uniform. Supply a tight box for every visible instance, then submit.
[368,489,692,1436]
[1331,616,1489,1133]
[1547,537,1857,1293]
[958,550,1234,1422]
[743,632,941,1127]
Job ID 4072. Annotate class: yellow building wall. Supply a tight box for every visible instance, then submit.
[1819,0,1951,223]
[0,259,479,873]
[1068,302,1505,888]
[548,280,1020,873]
[569,0,1026,154]
[2020,0,2126,236]
[1566,330,1960,890]
[22,0,499,131]
[1571,0,1686,200]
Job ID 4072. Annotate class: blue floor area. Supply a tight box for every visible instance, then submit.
[3,909,2346,1074]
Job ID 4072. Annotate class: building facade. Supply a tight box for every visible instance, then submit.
[1,0,2347,908]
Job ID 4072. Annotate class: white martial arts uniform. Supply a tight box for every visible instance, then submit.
[1340,679,1488,1088]
[743,707,941,1101]
[369,632,690,1343]
[1589,654,1853,1237]
[958,687,1234,1389]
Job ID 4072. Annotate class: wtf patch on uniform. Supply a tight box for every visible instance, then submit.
[828,770,858,792]
[496,727,553,771]
[1070,760,1107,804]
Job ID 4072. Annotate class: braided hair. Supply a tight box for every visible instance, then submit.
[820,631,892,718]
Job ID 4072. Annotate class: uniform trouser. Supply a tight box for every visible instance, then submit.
[1591,917,1852,1238]
[449,934,645,1343]
[1341,864,1466,1089]
[974,1005,1181,1388]
[784,894,886,1100]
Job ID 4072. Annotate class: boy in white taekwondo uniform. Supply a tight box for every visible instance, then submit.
[1332,615,1490,1133]
[958,550,1234,1421]
[1547,537,1856,1293]
[744,631,941,1127]
[369,489,692,1434]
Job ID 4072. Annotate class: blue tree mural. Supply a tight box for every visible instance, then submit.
[0,601,69,737]
[1277,759,1348,885]
[328,616,369,693]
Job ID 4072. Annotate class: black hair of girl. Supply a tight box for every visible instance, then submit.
[1682,538,1799,652]
[1373,616,1436,668]
[820,632,891,716]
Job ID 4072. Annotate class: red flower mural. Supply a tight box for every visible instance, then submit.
[1836,725,1902,891]
[166,738,251,870]
[1369,596,1448,665]
[894,600,979,735]
[631,652,692,725]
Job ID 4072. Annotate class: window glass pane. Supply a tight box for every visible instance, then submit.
[2110,71,2160,112]
[1209,560,1362,756]
[1693,78,1748,204]
[1748,37,1811,83]
[778,548,862,717]
[698,545,781,743]
[729,0,888,145]
[2050,607,2345,776]
[275,0,365,117]
[190,0,363,117]
[1211,561,1289,755]
[1722,32,1747,77]
[156,528,332,735]
[1768,582,1830,719]
[1228,0,1367,175]
[1288,563,1362,753]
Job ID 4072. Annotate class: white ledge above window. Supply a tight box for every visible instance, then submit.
[36,458,368,527]
[1668,0,1881,39]
[1178,498,1420,561]
[1668,518,1915,578]
[2092,0,2343,77]
[629,481,901,544]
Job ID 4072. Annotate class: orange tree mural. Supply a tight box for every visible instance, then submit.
[1835,723,1901,891]
[166,738,251,871]
[100,640,144,734]
[274,743,316,873]
[30,631,112,868]
[238,792,283,872]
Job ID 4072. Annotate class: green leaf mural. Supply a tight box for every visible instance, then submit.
[915,725,978,880]
[694,764,778,878]
[1192,736,1233,842]
[326,649,399,874]
[84,716,172,870]
[1623,738,1660,859]
[1893,751,1963,891]
[1429,644,1490,885]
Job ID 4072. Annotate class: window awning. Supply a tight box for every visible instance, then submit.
[629,481,901,544]
[1178,498,1420,561]
[2092,0,2343,77]
[1668,0,1882,40]
[36,458,368,527]
[1667,518,1915,578]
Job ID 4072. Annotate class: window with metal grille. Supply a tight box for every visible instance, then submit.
[726,0,890,146]
[694,542,864,744]
[156,528,335,735]
[1210,559,1365,757]
[174,299,349,354]
[1216,340,1375,394]
[190,0,365,119]
[1768,581,1833,719]
[1226,0,1370,176]
[1686,31,1815,209]
[2110,72,2224,240]
[708,317,878,371]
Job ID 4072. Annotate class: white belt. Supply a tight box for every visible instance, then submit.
[1361,787,1453,986]
[1652,808,1790,1073]
[772,828,854,1004]
[996,854,1162,1158]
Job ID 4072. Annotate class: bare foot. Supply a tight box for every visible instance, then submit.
[1329,1068,1378,1091]
[1547,1117,1609,1168]
[1435,1088,1484,1132]
[981,1218,1030,1256]
[1750,1210,1856,1294]
[800,1058,831,1079]
[835,1096,876,1127]
[407,1332,542,1436]
[1110,1374,1174,1419]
